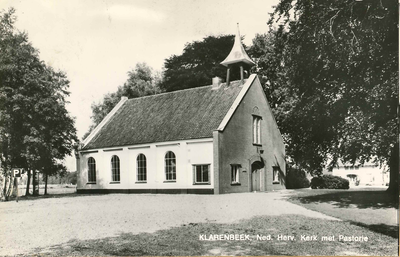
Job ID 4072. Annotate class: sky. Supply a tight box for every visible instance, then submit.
[1,0,279,171]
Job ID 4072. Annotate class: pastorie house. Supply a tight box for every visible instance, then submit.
[76,26,286,194]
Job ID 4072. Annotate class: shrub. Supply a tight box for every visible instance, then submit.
[286,166,310,189]
[67,172,77,185]
[310,175,349,189]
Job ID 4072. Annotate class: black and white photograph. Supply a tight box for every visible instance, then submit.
[0,0,398,256]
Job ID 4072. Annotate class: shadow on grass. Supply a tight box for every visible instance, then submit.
[28,215,398,256]
[31,225,208,256]
[287,189,399,238]
[291,190,398,209]
[349,222,399,239]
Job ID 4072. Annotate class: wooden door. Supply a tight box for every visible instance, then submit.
[252,169,260,191]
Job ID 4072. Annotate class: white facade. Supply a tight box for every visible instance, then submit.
[332,165,389,187]
[77,138,214,191]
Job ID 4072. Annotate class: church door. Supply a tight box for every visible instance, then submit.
[252,168,261,192]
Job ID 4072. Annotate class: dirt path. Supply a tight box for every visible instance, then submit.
[0,192,338,256]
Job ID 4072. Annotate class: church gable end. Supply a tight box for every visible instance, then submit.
[215,76,286,194]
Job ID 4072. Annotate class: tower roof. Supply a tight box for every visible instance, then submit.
[220,24,255,67]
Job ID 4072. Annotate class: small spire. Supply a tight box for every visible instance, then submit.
[220,23,255,67]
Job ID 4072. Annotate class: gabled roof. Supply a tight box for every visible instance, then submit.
[83,79,252,150]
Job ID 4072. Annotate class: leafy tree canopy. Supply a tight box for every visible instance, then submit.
[161,35,248,92]
[254,0,397,185]
[83,62,162,140]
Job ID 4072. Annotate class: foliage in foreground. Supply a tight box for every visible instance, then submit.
[311,175,350,190]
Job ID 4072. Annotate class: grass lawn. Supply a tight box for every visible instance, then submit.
[10,188,397,256]
[284,188,399,238]
[18,184,77,195]
[32,214,397,256]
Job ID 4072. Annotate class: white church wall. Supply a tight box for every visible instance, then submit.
[186,140,214,186]
[77,138,214,191]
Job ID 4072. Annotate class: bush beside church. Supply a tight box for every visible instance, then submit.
[311,175,350,189]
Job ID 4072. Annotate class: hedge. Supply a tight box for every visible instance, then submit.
[286,166,310,189]
[310,175,349,189]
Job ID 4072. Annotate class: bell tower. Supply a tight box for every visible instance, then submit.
[220,23,255,85]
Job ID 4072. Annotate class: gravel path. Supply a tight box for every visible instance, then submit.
[0,191,338,256]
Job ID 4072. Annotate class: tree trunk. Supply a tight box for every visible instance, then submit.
[25,170,31,196]
[32,170,38,196]
[44,172,48,195]
[0,174,7,201]
[387,142,399,198]
[14,177,19,202]
[0,175,4,200]
[3,176,10,201]
[4,174,14,201]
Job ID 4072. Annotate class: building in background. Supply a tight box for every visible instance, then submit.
[329,161,389,187]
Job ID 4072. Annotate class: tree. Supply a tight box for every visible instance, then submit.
[83,62,162,139]
[248,29,294,130]
[261,0,398,194]
[0,8,77,200]
[19,64,77,195]
[161,35,247,92]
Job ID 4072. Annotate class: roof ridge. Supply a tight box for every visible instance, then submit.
[126,79,244,102]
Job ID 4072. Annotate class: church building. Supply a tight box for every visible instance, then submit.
[76,26,286,194]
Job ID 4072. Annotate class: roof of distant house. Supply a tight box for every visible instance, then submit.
[83,79,245,150]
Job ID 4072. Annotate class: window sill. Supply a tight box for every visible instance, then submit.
[135,181,147,184]
[86,182,96,185]
[273,181,280,184]
[163,180,176,183]
[109,182,120,184]
[231,182,241,186]
[193,182,210,185]
[253,143,262,147]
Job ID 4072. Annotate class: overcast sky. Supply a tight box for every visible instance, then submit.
[1,0,279,170]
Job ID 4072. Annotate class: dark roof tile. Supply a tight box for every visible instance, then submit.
[83,80,244,149]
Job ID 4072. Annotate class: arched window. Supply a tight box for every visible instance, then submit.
[252,106,262,145]
[165,151,176,181]
[137,154,147,182]
[111,155,120,182]
[253,115,261,145]
[87,157,96,183]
